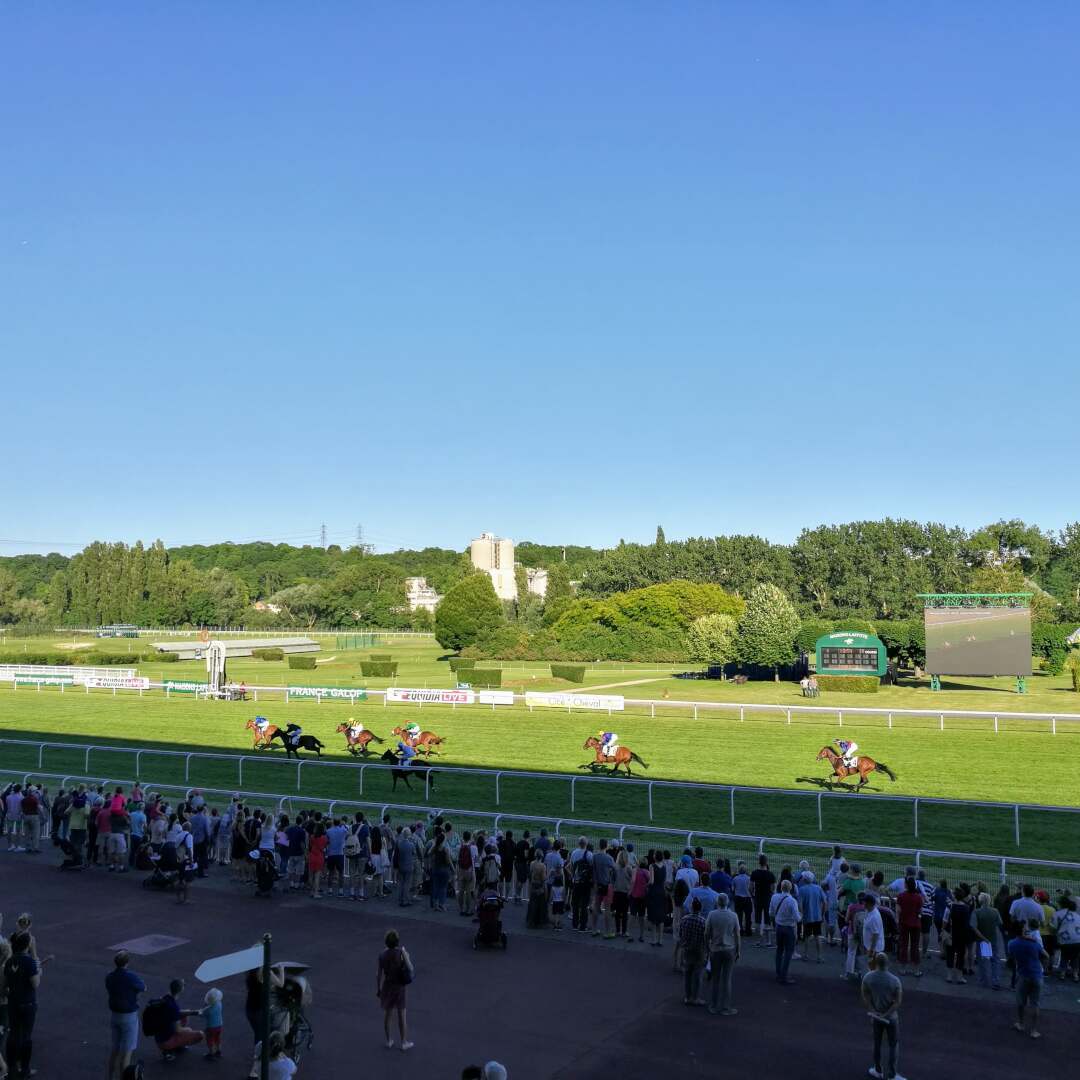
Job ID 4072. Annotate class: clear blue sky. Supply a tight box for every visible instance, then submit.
[4,4,1078,556]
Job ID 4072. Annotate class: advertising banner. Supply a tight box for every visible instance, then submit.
[13,675,75,687]
[524,691,625,711]
[79,675,151,690]
[287,686,368,701]
[478,690,515,706]
[386,687,476,704]
[164,681,209,694]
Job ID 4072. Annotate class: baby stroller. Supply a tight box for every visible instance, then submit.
[58,837,85,871]
[473,889,508,950]
[142,841,181,890]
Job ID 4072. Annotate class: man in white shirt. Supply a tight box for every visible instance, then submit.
[862,893,885,956]
[1008,884,1044,928]
[769,880,802,984]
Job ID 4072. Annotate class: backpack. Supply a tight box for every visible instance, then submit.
[572,855,593,887]
[482,855,500,885]
[344,829,362,857]
[458,844,473,871]
[141,998,168,1038]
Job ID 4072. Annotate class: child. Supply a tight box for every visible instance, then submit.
[549,867,566,931]
[200,987,223,1059]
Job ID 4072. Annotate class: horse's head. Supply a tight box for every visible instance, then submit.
[335,723,348,734]
[380,749,397,763]
[244,719,254,730]
[816,747,833,761]
[391,726,403,737]
[583,737,598,750]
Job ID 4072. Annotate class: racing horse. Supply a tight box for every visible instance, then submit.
[269,727,326,758]
[335,723,385,756]
[581,736,649,777]
[245,718,277,750]
[391,726,445,757]
[816,746,896,789]
[380,748,437,793]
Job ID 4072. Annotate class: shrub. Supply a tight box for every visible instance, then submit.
[359,660,398,678]
[448,657,476,672]
[253,648,284,661]
[82,652,141,665]
[465,668,502,688]
[550,663,586,683]
[369,653,392,662]
[813,674,879,693]
[0,651,71,665]
[149,650,179,663]
[287,654,317,670]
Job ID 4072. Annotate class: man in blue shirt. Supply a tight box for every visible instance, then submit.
[709,864,734,899]
[798,872,828,963]
[1007,927,1049,1039]
[325,817,349,897]
[106,950,145,1079]
[189,806,211,877]
[687,873,721,917]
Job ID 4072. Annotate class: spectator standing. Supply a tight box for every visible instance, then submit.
[705,893,741,1015]
[732,862,753,937]
[568,838,593,933]
[5,931,40,1078]
[591,839,615,938]
[325,818,348,897]
[645,855,668,947]
[1008,884,1043,933]
[512,830,531,903]
[860,952,904,1080]
[612,850,633,939]
[1052,896,1079,981]
[307,823,328,899]
[1007,926,1048,1039]
[200,987,224,1060]
[862,894,885,958]
[895,878,925,977]
[376,930,414,1051]
[973,892,1004,990]
[457,832,478,917]
[5,785,23,852]
[526,852,550,929]
[679,899,708,1006]
[797,872,827,963]
[106,950,145,1078]
[943,887,975,984]
[629,860,650,942]
[189,804,211,878]
[20,786,41,855]
[770,880,801,984]
[750,855,776,946]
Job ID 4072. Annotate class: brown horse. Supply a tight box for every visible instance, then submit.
[581,737,649,777]
[336,723,384,756]
[245,718,277,750]
[816,746,896,789]
[391,726,445,756]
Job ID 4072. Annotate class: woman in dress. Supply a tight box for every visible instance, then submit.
[646,852,667,947]
[376,930,414,1051]
[307,823,328,899]
[526,851,550,929]
[629,859,651,942]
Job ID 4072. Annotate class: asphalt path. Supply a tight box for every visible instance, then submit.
[3,852,1074,1078]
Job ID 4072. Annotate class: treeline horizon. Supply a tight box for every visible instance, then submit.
[1,517,1079,630]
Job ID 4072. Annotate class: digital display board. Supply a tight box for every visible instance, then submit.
[924,606,1031,676]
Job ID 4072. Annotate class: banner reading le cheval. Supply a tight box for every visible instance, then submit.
[387,687,476,705]
[287,686,368,701]
[79,675,151,690]
[525,691,625,712]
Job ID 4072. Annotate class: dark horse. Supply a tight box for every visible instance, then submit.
[380,749,437,794]
[269,729,326,758]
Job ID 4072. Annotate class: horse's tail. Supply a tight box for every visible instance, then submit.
[370,734,385,744]
[875,761,897,782]
[431,735,446,744]
[630,752,649,770]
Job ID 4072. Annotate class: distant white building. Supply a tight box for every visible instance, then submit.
[405,576,441,613]
[470,532,518,601]
[525,567,548,598]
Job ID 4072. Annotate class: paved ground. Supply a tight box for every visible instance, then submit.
[4,851,1075,1079]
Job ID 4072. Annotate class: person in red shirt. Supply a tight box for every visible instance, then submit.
[896,876,925,976]
[691,846,712,878]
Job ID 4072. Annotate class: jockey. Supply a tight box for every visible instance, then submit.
[285,723,303,747]
[396,740,418,767]
[597,730,619,758]
[404,721,421,744]
[346,717,365,739]
[835,738,859,769]
[253,716,270,735]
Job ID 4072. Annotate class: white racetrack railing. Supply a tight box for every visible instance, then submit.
[3,737,1078,850]
[8,676,1080,735]
[4,767,1079,890]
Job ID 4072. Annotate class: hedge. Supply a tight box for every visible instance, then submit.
[288,654,317,670]
[369,654,392,662]
[448,657,476,672]
[464,668,502,688]
[149,651,179,663]
[360,660,398,678]
[82,652,143,665]
[0,651,72,665]
[550,663,586,683]
[813,674,879,693]
[253,648,284,661]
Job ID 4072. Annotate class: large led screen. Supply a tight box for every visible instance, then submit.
[924,606,1031,676]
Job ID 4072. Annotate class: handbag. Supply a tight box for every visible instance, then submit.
[398,948,414,985]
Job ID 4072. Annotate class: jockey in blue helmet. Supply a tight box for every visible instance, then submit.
[834,738,858,769]
[396,740,418,766]
[597,730,619,758]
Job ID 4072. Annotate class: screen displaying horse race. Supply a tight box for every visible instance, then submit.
[924,605,1032,676]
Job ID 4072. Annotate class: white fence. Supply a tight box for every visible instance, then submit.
[58,626,434,639]
[4,766,1078,890]
[0,663,137,680]
[3,736,1078,850]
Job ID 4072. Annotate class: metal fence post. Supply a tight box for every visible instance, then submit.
[650,703,655,719]
[570,777,576,813]
[693,704,698,721]
[1014,804,1020,846]
[358,766,365,795]
[185,754,192,781]
[817,792,823,831]
[648,781,654,821]
[994,715,999,733]
[729,788,735,826]
[887,713,893,730]
[37,745,44,768]
[786,709,791,725]
[838,711,842,727]
[739,707,744,722]
[85,747,92,772]
[495,772,501,807]
[135,750,143,778]
[913,798,919,838]
[425,771,431,800]
[297,760,302,791]
[940,714,944,732]
[238,758,244,786]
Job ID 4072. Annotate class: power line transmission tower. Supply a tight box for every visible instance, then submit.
[320,523,328,548]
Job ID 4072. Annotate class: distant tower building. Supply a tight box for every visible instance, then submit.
[404,577,441,613]
[470,532,518,600]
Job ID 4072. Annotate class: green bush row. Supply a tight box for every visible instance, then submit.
[448,657,476,672]
[288,654,317,670]
[550,663,586,683]
[149,651,179,663]
[464,668,502,688]
[813,674,880,693]
[369,653,392,662]
[253,648,284,661]
[360,660,398,678]
[0,651,72,665]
